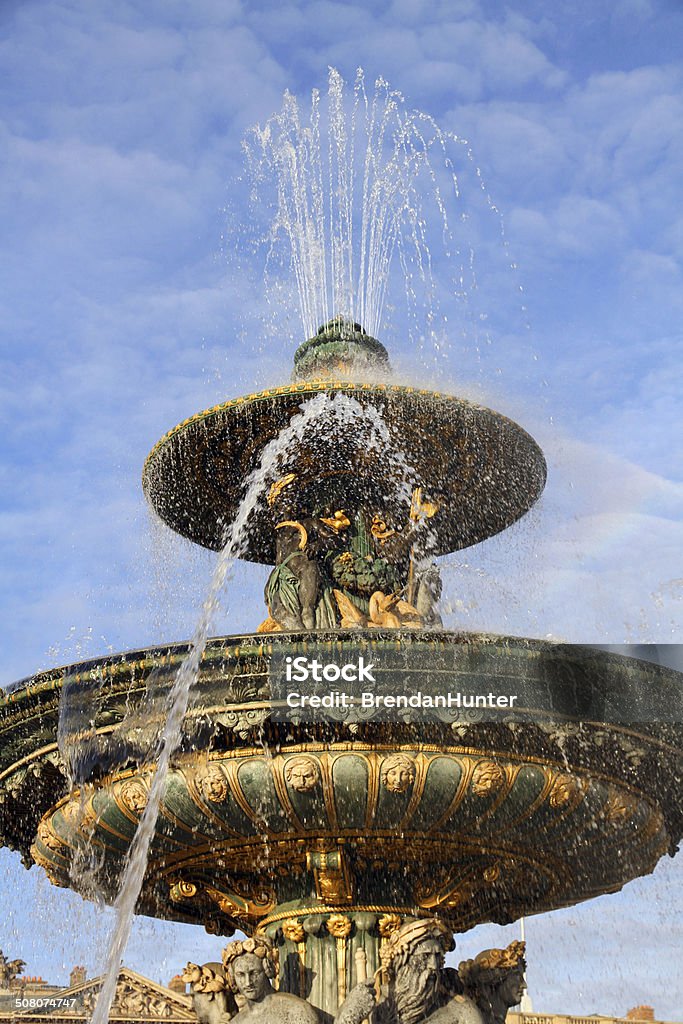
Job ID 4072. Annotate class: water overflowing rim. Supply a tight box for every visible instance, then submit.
[141,378,542,483]
[4,630,682,737]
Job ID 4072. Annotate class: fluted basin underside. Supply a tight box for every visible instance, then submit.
[2,632,681,938]
[142,381,547,559]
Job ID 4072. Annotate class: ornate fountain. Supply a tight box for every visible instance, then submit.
[1,316,682,1022]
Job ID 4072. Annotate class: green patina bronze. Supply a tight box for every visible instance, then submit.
[292,318,391,381]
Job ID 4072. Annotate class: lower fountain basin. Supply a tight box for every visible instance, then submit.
[2,632,681,937]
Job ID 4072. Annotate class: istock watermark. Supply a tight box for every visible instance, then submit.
[285,654,376,683]
[268,641,683,724]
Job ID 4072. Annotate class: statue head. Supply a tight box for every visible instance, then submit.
[459,941,526,1023]
[120,780,148,814]
[284,755,319,793]
[381,753,415,794]
[181,962,203,987]
[380,918,453,1024]
[222,936,278,1003]
[198,765,228,803]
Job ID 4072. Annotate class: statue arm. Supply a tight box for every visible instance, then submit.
[334,980,377,1024]
[426,995,486,1024]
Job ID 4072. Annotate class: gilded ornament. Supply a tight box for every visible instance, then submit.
[409,486,438,522]
[306,846,354,903]
[36,821,64,853]
[327,913,352,939]
[368,591,422,629]
[604,787,638,823]
[471,760,506,797]
[333,589,367,628]
[370,514,396,543]
[549,773,581,808]
[443,887,465,908]
[170,879,198,902]
[378,913,402,938]
[284,755,320,793]
[275,519,308,550]
[120,779,148,814]
[328,912,352,1005]
[267,473,297,508]
[282,920,305,943]
[256,614,282,633]
[381,753,416,793]
[205,882,276,921]
[319,510,351,533]
[197,764,229,803]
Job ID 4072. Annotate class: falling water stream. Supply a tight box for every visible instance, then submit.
[83,391,420,1024]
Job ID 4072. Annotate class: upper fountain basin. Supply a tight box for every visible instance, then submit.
[142,379,547,559]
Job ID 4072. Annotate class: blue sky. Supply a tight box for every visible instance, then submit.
[1,0,682,1017]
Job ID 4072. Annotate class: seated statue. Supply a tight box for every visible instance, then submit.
[222,936,319,1023]
[336,918,484,1024]
[0,951,26,990]
[181,962,237,1024]
[458,941,526,1024]
[261,517,343,631]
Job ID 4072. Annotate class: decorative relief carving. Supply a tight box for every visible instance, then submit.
[327,913,353,1005]
[414,869,474,910]
[285,756,320,793]
[170,879,198,902]
[482,863,501,884]
[213,708,269,738]
[267,473,297,508]
[36,820,65,853]
[603,787,639,824]
[548,773,582,808]
[113,980,173,1018]
[471,760,505,797]
[319,510,351,533]
[380,754,416,794]
[120,779,148,814]
[204,882,276,922]
[370,514,396,543]
[378,913,403,938]
[306,845,353,903]
[282,920,305,943]
[327,913,352,939]
[82,977,183,1019]
[281,920,307,999]
[196,765,229,804]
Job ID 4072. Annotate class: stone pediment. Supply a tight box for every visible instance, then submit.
[13,967,195,1020]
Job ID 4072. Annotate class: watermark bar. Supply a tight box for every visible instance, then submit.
[269,641,683,724]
